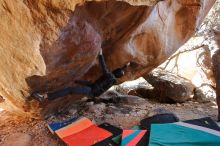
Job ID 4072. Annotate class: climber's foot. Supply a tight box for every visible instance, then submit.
[31,92,47,102]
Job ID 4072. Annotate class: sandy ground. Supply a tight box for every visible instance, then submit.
[0,97,218,146]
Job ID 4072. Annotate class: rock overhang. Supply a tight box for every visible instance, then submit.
[0,0,216,116]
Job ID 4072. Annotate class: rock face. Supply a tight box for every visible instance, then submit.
[0,0,216,116]
[143,69,194,103]
[212,30,220,120]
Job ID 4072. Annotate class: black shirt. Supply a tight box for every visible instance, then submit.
[90,72,116,97]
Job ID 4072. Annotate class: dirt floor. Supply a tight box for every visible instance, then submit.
[0,96,218,146]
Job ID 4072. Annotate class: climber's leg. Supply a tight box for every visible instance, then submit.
[32,86,92,102]
[47,86,92,100]
[75,80,92,86]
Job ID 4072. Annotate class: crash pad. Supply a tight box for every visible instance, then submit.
[121,130,147,146]
[149,122,220,146]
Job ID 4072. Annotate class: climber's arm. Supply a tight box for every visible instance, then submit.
[98,49,109,74]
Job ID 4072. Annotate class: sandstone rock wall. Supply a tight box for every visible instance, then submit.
[0,0,216,116]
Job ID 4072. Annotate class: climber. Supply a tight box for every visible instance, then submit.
[32,50,129,102]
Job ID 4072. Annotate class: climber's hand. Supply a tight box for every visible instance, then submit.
[99,49,103,55]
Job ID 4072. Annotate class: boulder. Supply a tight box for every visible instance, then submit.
[117,95,146,105]
[0,0,215,115]
[100,89,146,105]
[143,69,195,103]
[193,84,216,103]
